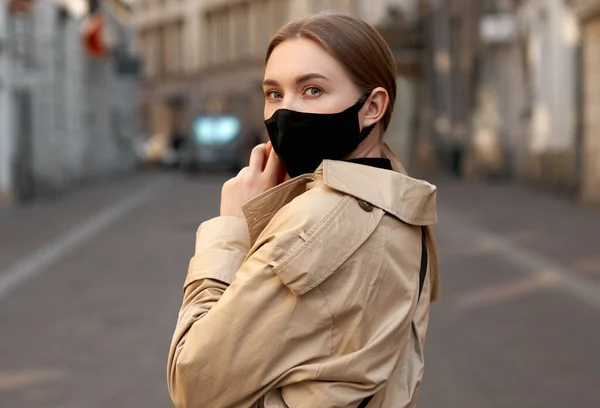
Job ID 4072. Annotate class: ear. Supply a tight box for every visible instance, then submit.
[361,87,389,129]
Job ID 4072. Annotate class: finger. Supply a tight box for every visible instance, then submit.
[266,142,285,181]
[263,142,272,171]
[264,148,285,182]
[249,144,266,171]
[222,177,236,191]
[235,167,249,183]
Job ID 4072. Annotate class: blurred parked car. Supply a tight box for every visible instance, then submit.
[134,133,180,168]
[181,114,244,173]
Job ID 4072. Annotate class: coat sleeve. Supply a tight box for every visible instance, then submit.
[166,215,332,408]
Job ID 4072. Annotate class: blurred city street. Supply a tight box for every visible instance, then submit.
[0,171,599,408]
[2,0,600,406]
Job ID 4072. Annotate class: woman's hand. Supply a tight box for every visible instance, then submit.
[220,142,286,218]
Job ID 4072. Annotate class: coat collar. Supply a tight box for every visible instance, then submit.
[320,159,437,226]
[242,160,437,246]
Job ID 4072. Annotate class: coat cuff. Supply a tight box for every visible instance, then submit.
[185,216,251,287]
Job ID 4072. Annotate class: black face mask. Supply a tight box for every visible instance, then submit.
[264,92,376,178]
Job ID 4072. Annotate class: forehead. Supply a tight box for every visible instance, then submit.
[264,38,349,81]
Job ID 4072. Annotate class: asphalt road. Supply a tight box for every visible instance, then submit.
[0,171,599,408]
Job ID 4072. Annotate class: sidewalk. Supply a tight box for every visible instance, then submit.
[432,175,600,283]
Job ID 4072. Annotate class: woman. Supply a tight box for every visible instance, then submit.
[168,11,439,408]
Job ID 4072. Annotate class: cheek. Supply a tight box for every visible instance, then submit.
[313,96,355,114]
[264,105,274,121]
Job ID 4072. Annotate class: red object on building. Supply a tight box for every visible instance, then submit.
[8,0,35,16]
[83,13,109,59]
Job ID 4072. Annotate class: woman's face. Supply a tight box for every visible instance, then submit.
[263,38,364,120]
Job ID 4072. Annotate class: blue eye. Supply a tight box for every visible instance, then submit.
[305,87,322,97]
[265,90,283,100]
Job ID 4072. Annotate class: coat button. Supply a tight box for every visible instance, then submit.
[358,199,374,212]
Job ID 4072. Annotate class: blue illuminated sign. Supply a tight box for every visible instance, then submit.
[193,116,241,144]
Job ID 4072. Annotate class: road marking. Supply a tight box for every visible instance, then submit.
[0,179,169,302]
[456,275,556,310]
[0,369,66,392]
[439,207,600,309]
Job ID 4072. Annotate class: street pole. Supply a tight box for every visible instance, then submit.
[428,0,453,171]
[0,1,13,202]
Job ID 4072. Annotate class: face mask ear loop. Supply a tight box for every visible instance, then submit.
[358,123,376,143]
[357,91,372,106]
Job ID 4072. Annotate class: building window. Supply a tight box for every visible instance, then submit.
[204,1,267,67]
[138,31,148,78]
[271,0,288,28]
[10,15,36,70]
[262,0,289,50]
[214,11,225,64]
[164,21,183,75]
[143,30,160,78]
[158,26,166,77]
[204,13,213,67]
[258,0,270,50]
[205,8,233,65]
[222,10,232,63]
[176,22,184,73]
[235,4,250,59]
[164,26,172,74]
[142,27,165,79]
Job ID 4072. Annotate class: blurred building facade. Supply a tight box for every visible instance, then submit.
[519,0,579,192]
[130,0,424,168]
[572,0,600,203]
[130,0,600,206]
[0,0,141,204]
[422,0,600,205]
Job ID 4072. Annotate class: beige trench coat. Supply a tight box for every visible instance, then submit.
[167,157,438,408]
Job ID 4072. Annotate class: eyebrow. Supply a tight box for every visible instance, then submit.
[262,73,329,87]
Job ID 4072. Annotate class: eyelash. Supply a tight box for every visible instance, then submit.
[265,90,282,100]
[304,86,322,97]
[264,86,323,100]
